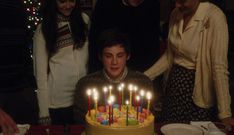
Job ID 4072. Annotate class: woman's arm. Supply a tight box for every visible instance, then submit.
[33,24,50,121]
[209,7,232,123]
[144,49,171,80]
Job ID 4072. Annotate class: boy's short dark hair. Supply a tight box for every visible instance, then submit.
[97,28,131,56]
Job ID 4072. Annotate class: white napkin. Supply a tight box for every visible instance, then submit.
[0,124,30,135]
[17,124,30,135]
[190,121,225,135]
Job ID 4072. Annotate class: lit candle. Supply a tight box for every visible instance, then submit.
[140,90,145,113]
[136,95,140,120]
[93,91,99,119]
[126,100,129,126]
[128,84,133,109]
[110,95,115,124]
[107,85,112,96]
[118,86,122,111]
[133,86,138,107]
[87,89,92,116]
[120,83,125,105]
[107,99,112,125]
[146,92,152,115]
[103,87,108,112]
[108,95,115,125]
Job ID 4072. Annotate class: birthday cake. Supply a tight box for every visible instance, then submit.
[85,105,154,135]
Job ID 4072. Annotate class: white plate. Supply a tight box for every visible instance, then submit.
[161,123,204,135]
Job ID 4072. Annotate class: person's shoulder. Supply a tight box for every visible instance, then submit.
[206,2,226,20]
[200,2,227,29]
[78,71,103,83]
[76,71,105,90]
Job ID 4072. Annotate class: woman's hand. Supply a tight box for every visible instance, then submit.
[39,117,51,125]
[0,109,19,135]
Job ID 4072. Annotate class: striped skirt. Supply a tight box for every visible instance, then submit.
[161,65,217,123]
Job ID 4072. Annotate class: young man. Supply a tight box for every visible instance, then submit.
[73,29,154,124]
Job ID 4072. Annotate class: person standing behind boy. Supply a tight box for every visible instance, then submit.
[88,0,160,73]
[74,29,154,124]
[33,0,89,125]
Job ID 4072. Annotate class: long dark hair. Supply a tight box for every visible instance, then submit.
[41,0,87,57]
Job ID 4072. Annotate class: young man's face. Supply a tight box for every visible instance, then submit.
[101,44,130,80]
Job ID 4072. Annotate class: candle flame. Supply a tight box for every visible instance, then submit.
[118,86,122,91]
[140,90,145,96]
[146,92,152,100]
[110,95,115,102]
[87,89,92,96]
[108,95,115,105]
[133,86,138,92]
[125,100,129,105]
[128,84,133,91]
[136,95,140,101]
[120,83,125,88]
[92,88,97,93]
[93,91,99,100]
[103,87,108,93]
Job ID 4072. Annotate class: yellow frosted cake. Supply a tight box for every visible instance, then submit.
[85,105,154,135]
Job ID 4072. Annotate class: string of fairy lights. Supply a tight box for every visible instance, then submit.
[22,0,92,33]
[23,0,43,32]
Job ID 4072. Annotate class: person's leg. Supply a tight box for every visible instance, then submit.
[50,106,74,125]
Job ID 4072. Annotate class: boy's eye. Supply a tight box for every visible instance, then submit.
[104,54,112,58]
[117,54,124,58]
